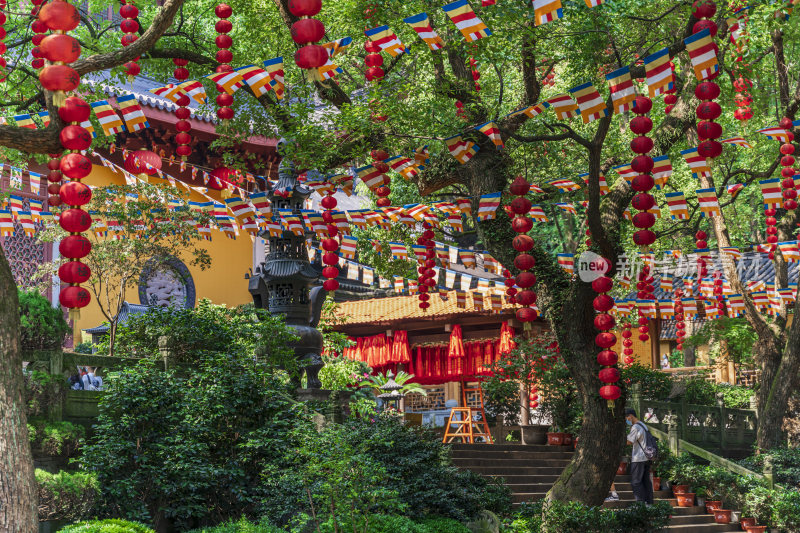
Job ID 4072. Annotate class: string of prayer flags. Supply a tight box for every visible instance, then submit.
[262,57,285,99]
[355,164,385,191]
[414,146,430,169]
[569,82,607,123]
[533,0,563,26]
[580,173,608,195]
[726,183,745,197]
[756,127,791,142]
[660,273,674,292]
[547,93,580,119]
[721,136,752,148]
[476,192,501,221]
[483,254,501,274]
[547,178,581,192]
[697,188,720,217]
[364,25,406,56]
[506,102,550,119]
[638,300,657,319]
[613,163,637,184]
[605,66,636,114]
[13,114,36,129]
[117,94,150,132]
[444,134,479,164]
[386,155,419,179]
[460,273,473,291]
[684,28,719,81]
[150,85,183,102]
[177,80,207,104]
[37,111,50,127]
[665,191,689,220]
[705,301,722,319]
[643,47,675,97]
[235,65,272,97]
[363,267,374,286]
[205,70,245,95]
[557,253,574,275]
[441,0,491,42]
[403,12,444,50]
[681,147,712,179]
[91,101,126,135]
[529,205,549,221]
[389,242,409,260]
[475,121,504,149]
[727,294,745,317]
[555,202,576,214]
[456,198,472,216]
[652,155,673,188]
[393,276,405,293]
[447,213,463,232]
[472,291,484,310]
[659,300,675,319]
[759,178,783,207]
[721,247,742,262]
[460,249,476,268]
[777,241,800,262]
[444,269,457,288]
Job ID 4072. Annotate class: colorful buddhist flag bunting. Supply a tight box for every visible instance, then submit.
[364,25,406,56]
[613,163,637,184]
[444,134,479,164]
[414,146,430,169]
[385,155,419,180]
[727,183,745,197]
[448,213,463,232]
[13,114,36,129]
[643,48,675,97]
[326,36,352,58]
[684,28,719,81]
[584,0,604,6]
[475,121,504,150]
[696,187,721,217]
[37,111,50,127]
[756,127,791,142]
[569,82,607,123]
[339,235,358,259]
[721,136,752,148]
[721,247,741,262]
[441,0,491,42]
[533,0,563,26]
[579,173,608,195]
[91,101,126,135]
[150,85,184,102]
[206,71,245,95]
[555,202,576,214]
[28,173,42,194]
[80,117,96,138]
[116,94,149,132]
[262,57,285,99]
[605,66,636,114]
[547,93,580,120]
[177,80,207,104]
[547,178,581,192]
[355,164,385,191]
[665,191,689,220]
[476,192,501,221]
[529,205,548,221]
[681,147,712,179]
[652,155,673,188]
[759,178,783,207]
[660,274,674,292]
[557,253,574,275]
[777,241,800,262]
[659,300,675,319]
[232,65,272,98]
[460,249,476,268]
[506,102,550,119]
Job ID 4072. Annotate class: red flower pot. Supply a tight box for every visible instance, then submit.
[562,434,573,446]
[616,462,628,475]
[676,493,695,507]
[713,509,732,524]
[672,484,689,495]
[652,477,661,490]
[739,518,756,530]
[546,432,564,446]
[705,501,722,513]
[744,526,766,533]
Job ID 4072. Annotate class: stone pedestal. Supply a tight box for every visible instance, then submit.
[296,388,354,424]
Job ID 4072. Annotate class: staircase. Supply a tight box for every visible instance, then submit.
[450,443,742,532]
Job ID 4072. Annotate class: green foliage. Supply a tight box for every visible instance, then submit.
[414,517,471,533]
[508,500,671,533]
[79,348,306,530]
[18,289,68,351]
[650,440,675,479]
[311,514,470,533]
[36,469,98,521]
[57,520,154,533]
[668,349,685,369]
[743,486,776,527]
[188,518,283,533]
[359,369,427,397]
[317,297,355,356]
[621,363,673,401]
[105,300,297,369]
[23,370,65,418]
[318,355,370,391]
[535,354,579,432]
[772,489,800,532]
[739,448,800,489]
[684,318,759,367]
[28,419,84,457]
[682,377,754,409]
[73,342,95,354]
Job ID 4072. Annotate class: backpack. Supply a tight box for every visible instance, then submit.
[635,422,659,461]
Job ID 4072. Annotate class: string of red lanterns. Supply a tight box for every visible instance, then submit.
[173,58,192,159]
[120,1,140,80]
[30,0,47,71]
[621,322,634,366]
[509,176,538,325]
[215,3,235,122]
[320,187,340,292]
[291,0,327,81]
[663,62,677,114]
[0,0,7,81]
[503,269,516,305]
[594,272,620,403]
[416,224,436,311]
[371,149,391,207]
[728,1,753,122]
[778,117,797,212]
[674,288,686,351]
[363,2,384,82]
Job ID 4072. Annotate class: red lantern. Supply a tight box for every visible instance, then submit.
[514,254,535,271]
[59,125,92,151]
[59,235,92,259]
[58,261,90,284]
[39,64,79,92]
[58,97,90,123]
[599,368,620,383]
[295,45,328,69]
[59,181,92,206]
[599,385,621,401]
[289,0,322,16]
[39,34,80,63]
[59,286,91,309]
[39,0,80,31]
[124,150,162,176]
[59,208,92,233]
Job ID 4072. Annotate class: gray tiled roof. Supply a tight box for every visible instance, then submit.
[83,302,150,334]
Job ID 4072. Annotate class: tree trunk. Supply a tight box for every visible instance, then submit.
[0,250,37,531]
[108,319,118,357]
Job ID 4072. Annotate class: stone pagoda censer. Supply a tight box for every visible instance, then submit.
[248,139,326,388]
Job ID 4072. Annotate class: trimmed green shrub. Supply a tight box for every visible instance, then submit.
[18,288,69,350]
[188,518,283,533]
[37,469,98,521]
[57,519,153,533]
[739,447,800,489]
[772,489,800,532]
[416,517,471,533]
[29,419,84,456]
[24,370,65,418]
[621,363,673,401]
[508,500,672,533]
[682,377,753,409]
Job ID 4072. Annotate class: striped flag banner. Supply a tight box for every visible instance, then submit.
[728,7,751,48]
[569,81,607,123]
[721,247,742,262]
[456,198,472,216]
[403,12,444,50]
[441,0,491,42]
[476,192,501,221]
[652,155,673,188]
[579,173,608,195]
[364,25,406,56]
[659,300,675,319]
[404,204,431,221]
[584,0,604,6]
[696,187,721,217]
[318,45,343,80]
[759,178,783,207]
[547,93,580,120]
[777,242,800,262]
[28,173,42,194]
[326,36,352,58]
[414,145,430,169]
[557,253,574,275]
[37,111,51,127]
[647,205,662,219]
[605,66,636,114]
[13,114,36,129]
[80,118,96,138]
[459,249,476,269]
[149,84,184,102]
[448,213,464,232]
[235,65,272,97]
[533,0,563,26]
[91,101,126,135]
[530,183,544,193]
[684,28,719,81]
[117,94,150,132]
[338,236,358,259]
[613,163,637,184]
[555,202,576,214]
[529,205,549,221]
[721,136,752,148]
[262,57,285,99]
[756,127,791,142]
[386,155,419,179]
[475,121,504,149]
[726,183,744,197]
[643,48,675,97]
[177,80,207,104]
[680,147,712,179]
[444,134,479,164]
[506,102,550,119]
[205,71,245,95]
[547,178,581,192]
[355,164,385,191]
[660,274,674,292]
[665,191,689,220]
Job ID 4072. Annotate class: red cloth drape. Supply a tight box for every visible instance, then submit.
[390,331,411,364]
[498,321,517,355]
[448,325,465,359]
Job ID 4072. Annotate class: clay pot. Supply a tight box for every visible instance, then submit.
[744,526,766,533]
[676,493,695,507]
[739,518,756,530]
[562,434,573,446]
[616,462,628,475]
[652,477,661,490]
[672,484,689,495]
[713,509,732,524]
[546,432,564,446]
[705,500,722,513]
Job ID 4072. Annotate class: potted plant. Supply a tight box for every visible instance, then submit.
[668,452,696,495]
[742,487,775,533]
[650,441,673,492]
[534,348,579,447]
[694,486,707,508]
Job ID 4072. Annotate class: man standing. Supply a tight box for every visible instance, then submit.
[625,408,654,504]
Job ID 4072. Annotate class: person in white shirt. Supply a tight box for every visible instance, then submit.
[661,353,670,369]
[625,408,654,504]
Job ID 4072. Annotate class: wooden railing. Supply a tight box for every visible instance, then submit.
[628,384,757,453]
